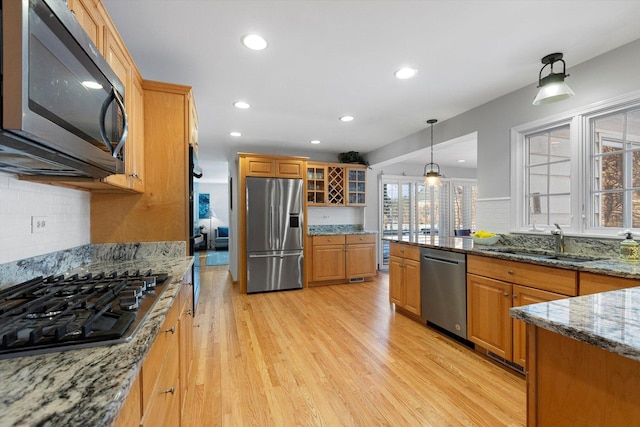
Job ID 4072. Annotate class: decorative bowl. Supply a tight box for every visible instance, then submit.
[472,235,501,245]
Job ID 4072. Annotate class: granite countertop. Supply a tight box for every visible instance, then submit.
[0,243,194,427]
[384,235,640,280]
[511,288,640,362]
[308,225,378,236]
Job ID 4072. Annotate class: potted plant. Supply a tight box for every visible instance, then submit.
[337,151,368,166]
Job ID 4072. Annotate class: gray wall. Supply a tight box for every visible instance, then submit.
[367,39,640,200]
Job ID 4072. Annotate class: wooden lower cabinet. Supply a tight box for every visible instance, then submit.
[466,255,575,368]
[310,234,377,285]
[114,279,194,426]
[527,325,640,426]
[388,243,421,316]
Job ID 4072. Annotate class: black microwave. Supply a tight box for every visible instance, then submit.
[0,0,127,178]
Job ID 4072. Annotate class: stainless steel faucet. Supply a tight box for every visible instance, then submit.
[551,223,565,253]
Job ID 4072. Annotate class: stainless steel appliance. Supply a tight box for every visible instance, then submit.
[0,0,127,178]
[420,247,467,340]
[246,177,304,293]
[0,270,170,359]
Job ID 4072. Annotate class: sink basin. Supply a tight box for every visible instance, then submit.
[478,247,603,263]
[547,254,603,263]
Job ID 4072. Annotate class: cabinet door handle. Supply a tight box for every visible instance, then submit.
[163,386,175,395]
[328,239,332,242]
[503,292,509,297]
[164,326,176,334]
[507,270,514,275]
[400,249,405,253]
[513,294,518,299]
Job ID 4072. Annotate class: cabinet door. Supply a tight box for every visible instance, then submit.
[68,0,104,51]
[245,157,275,177]
[403,258,421,316]
[102,28,131,190]
[346,243,376,279]
[128,75,145,192]
[306,164,327,205]
[113,375,141,427]
[179,283,194,413]
[512,285,565,368]
[312,245,346,281]
[346,167,366,206]
[389,256,404,306]
[467,274,512,360]
[275,160,304,178]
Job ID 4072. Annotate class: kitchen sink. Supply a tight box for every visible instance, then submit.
[478,247,603,263]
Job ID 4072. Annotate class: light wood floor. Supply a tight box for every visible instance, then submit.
[182,260,526,426]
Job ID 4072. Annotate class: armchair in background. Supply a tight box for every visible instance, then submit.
[214,227,229,251]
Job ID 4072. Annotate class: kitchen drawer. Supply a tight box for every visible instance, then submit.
[579,272,640,295]
[312,234,346,246]
[389,243,420,261]
[141,292,181,412]
[346,234,376,244]
[468,254,577,296]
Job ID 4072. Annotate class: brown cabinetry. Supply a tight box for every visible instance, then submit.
[310,234,377,285]
[91,82,193,247]
[579,271,640,295]
[388,243,421,316]
[466,255,575,367]
[305,162,367,206]
[244,156,305,179]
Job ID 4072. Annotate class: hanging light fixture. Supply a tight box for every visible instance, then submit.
[423,119,442,186]
[532,52,575,105]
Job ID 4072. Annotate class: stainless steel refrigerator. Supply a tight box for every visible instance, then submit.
[246,177,304,293]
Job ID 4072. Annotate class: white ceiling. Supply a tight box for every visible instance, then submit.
[103,0,640,183]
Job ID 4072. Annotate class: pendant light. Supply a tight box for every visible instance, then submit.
[532,53,574,105]
[423,119,442,186]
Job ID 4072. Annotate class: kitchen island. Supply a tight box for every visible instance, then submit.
[511,289,640,426]
[0,242,193,427]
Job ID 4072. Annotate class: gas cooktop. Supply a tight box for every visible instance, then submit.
[0,270,171,359]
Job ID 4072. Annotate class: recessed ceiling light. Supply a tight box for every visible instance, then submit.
[458,159,466,163]
[241,34,267,51]
[310,140,321,145]
[339,115,354,122]
[233,101,250,109]
[230,131,242,137]
[394,67,418,80]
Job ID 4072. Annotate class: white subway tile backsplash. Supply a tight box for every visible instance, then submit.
[0,173,90,264]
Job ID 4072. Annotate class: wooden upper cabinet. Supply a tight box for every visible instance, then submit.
[242,155,305,179]
[67,0,104,50]
[305,162,366,206]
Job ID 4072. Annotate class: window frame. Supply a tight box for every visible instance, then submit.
[511,89,640,237]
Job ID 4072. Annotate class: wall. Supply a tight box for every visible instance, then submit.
[366,38,640,232]
[196,182,229,231]
[0,172,90,264]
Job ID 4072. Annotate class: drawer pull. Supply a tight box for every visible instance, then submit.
[400,249,404,253]
[503,292,509,297]
[328,239,332,242]
[163,386,175,395]
[187,309,193,315]
[164,326,176,334]
[507,270,514,275]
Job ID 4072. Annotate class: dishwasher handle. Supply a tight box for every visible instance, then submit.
[422,254,464,266]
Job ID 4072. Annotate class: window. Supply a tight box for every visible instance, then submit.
[512,92,640,235]
[590,108,640,229]
[379,175,476,268]
[525,125,572,227]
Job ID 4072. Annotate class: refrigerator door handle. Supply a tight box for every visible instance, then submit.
[248,253,302,259]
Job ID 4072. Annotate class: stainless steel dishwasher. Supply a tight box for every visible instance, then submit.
[420,247,467,340]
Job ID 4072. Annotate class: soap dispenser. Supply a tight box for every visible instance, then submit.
[620,230,639,262]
